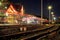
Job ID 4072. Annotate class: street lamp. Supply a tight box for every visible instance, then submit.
[53,17,56,23]
[53,17,56,21]
[48,6,52,24]
[51,12,54,15]
[41,0,43,25]
[51,12,54,24]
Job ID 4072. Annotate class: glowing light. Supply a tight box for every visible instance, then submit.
[24,27,27,31]
[6,13,8,16]
[48,6,52,10]
[20,27,23,31]
[27,19,31,24]
[51,12,54,15]
[53,17,56,20]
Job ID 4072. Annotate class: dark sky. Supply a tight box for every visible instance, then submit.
[9,0,60,18]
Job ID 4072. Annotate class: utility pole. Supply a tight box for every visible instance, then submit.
[41,0,43,25]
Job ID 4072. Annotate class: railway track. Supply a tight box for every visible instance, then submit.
[0,24,59,40]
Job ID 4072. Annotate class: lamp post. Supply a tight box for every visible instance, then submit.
[51,12,54,24]
[41,0,43,25]
[48,6,52,24]
[53,17,56,21]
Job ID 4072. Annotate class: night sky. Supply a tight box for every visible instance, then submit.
[9,0,60,18]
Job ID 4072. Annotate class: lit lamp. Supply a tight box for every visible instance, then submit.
[48,6,52,24]
[51,12,54,24]
[53,17,56,23]
[51,12,54,15]
[48,6,52,10]
[53,17,56,20]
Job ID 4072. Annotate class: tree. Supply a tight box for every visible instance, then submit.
[0,0,8,23]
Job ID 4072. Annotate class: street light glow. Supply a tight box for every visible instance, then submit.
[51,12,54,15]
[53,17,56,20]
[48,6,52,10]
[48,6,52,24]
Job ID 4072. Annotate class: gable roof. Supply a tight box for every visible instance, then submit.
[5,4,18,16]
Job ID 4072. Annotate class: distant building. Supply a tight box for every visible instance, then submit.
[4,4,47,24]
